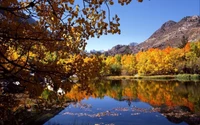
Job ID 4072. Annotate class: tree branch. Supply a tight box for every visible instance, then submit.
[0,1,36,12]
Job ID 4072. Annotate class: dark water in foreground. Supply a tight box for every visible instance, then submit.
[44,80,200,125]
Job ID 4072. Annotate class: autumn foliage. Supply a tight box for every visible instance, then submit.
[103,41,200,75]
[0,0,140,86]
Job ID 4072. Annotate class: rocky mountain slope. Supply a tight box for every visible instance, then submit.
[105,43,137,56]
[106,15,200,55]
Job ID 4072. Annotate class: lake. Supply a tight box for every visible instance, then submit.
[44,80,200,125]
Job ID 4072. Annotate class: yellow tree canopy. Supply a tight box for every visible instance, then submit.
[0,0,143,83]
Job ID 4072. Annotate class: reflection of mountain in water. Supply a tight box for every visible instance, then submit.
[158,105,200,125]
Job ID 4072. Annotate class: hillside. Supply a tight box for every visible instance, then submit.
[106,15,200,55]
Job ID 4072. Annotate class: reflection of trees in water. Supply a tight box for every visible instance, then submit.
[1,79,200,124]
[0,95,20,124]
[65,80,200,125]
[64,79,200,125]
[0,77,74,125]
[159,105,200,125]
[134,80,200,113]
[65,80,200,113]
[175,81,200,113]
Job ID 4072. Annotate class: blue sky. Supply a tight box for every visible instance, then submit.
[85,0,200,51]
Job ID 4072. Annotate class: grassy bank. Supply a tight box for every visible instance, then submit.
[104,74,200,81]
[175,74,200,81]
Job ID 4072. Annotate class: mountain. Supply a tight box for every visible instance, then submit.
[105,42,138,56]
[104,44,133,56]
[89,49,105,55]
[105,15,200,55]
[132,15,200,53]
[129,42,138,46]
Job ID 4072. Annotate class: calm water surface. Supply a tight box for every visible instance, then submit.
[44,80,200,125]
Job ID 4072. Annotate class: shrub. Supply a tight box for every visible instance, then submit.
[190,74,200,80]
[176,74,191,80]
[109,64,121,75]
[176,74,200,80]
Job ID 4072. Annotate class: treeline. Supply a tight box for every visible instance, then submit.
[100,40,200,76]
[4,40,200,81]
[3,45,103,81]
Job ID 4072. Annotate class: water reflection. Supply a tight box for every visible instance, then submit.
[45,80,200,125]
[46,97,174,125]
[0,77,73,125]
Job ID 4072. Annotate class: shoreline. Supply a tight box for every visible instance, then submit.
[104,74,200,81]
